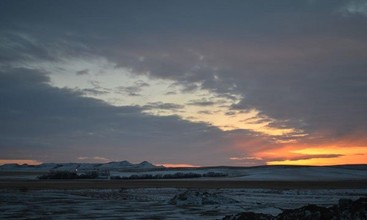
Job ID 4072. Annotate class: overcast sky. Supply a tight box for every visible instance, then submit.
[0,0,366,166]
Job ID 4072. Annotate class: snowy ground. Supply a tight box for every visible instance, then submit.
[1,188,366,219]
[1,165,366,219]
[1,165,367,181]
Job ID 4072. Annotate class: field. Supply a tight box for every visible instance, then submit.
[1,165,366,219]
[1,179,367,219]
[1,179,367,190]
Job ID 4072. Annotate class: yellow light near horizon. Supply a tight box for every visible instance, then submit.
[267,153,366,166]
[39,57,300,137]
[263,146,367,166]
[292,146,366,156]
[180,106,297,135]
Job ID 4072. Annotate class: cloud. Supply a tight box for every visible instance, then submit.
[0,159,42,165]
[197,110,217,115]
[187,99,217,107]
[115,86,141,96]
[228,156,266,166]
[340,0,367,16]
[76,69,89,75]
[268,154,344,162]
[82,88,110,96]
[115,80,150,96]
[0,68,229,165]
[229,156,263,161]
[77,156,110,162]
[82,1,366,141]
[143,102,184,110]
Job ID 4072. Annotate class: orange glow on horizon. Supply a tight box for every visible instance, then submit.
[256,144,367,166]
[0,159,42,165]
[267,154,366,166]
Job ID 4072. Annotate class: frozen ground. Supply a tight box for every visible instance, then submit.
[1,165,366,218]
[1,165,367,181]
[1,188,366,219]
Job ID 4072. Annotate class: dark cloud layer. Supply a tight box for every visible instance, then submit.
[1,0,367,164]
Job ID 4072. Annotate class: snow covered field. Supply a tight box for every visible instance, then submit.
[1,188,366,219]
[1,164,366,219]
[1,163,367,181]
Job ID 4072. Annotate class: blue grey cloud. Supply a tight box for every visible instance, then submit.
[0,68,230,164]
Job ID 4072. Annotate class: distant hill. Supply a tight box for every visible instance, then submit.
[0,160,162,172]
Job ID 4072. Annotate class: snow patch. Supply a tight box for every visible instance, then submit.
[170,190,238,206]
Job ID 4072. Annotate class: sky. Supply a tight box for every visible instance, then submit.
[0,0,366,166]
